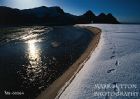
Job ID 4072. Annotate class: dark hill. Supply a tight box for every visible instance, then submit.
[0,6,120,26]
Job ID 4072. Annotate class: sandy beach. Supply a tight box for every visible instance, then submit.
[36,26,101,99]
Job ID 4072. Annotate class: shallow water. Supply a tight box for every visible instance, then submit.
[0,26,93,99]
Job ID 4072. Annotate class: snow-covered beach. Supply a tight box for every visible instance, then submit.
[58,24,140,99]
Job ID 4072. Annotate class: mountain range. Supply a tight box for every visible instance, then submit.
[0,6,120,26]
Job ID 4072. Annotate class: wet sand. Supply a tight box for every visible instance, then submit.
[36,26,101,99]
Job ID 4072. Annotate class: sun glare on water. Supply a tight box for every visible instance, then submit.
[25,39,43,82]
[28,40,38,61]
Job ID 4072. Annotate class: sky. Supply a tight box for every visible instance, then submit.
[0,0,140,23]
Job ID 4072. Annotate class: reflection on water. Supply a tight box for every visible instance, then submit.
[28,40,40,63]
[26,39,42,82]
[0,26,92,99]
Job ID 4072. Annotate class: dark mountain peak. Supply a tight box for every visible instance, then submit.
[49,6,61,9]
[31,6,48,10]
[107,13,113,16]
[98,13,106,17]
[107,13,116,19]
[0,6,120,25]
[38,6,48,9]
[49,6,64,14]
[96,12,119,24]
[85,10,94,15]
[84,10,95,17]
[21,6,64,18]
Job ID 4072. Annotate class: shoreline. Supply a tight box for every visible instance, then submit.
[36,26,101,99]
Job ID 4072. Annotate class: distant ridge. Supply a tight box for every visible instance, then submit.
[0,6,120,25]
